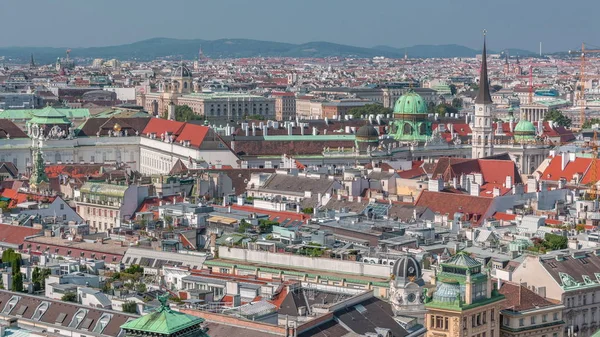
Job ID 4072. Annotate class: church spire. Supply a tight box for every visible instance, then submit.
[474,30,493,105]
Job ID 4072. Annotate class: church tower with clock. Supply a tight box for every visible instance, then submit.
[389,255,427,323]
[471,31,494,159]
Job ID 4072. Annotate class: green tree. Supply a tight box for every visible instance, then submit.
[451,98,463,109]
[237,219,252,233]
[122,301,138,314]
[135,283,147,293]
[434,103,458,117]
[61,293,77,303]
[543,233,568,250]
[582,118,600,129]
[161,105,202,122]
[302,207,314,215]
[449,84,457,96]
[258,219,278,233]
[2,249,21,275]
[0,201,9,213]
[12,272,23,292]
[543,109,572,128]
[347,104,393,119]
[123,265,144,275]
[575,224,586,233]
[470,83,479,91]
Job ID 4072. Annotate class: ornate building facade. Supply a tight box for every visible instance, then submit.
[389,255,427,323]
[424,252,505,337]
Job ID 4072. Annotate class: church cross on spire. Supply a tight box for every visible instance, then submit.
[474,30,493,105]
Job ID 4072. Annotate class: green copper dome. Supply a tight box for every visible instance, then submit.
[393,90,427,115]
[513,119,537,143]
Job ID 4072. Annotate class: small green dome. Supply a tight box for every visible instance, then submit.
[514,119,536,133]
[513,119,537,142]
[393,90,427,115]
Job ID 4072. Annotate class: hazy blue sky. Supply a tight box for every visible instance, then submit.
[0,0,597,52]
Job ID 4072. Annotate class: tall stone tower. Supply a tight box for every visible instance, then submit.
[471,31,494,159]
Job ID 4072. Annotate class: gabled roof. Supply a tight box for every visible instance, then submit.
[540,155,591,182]
[499,282,556,312]
[415,190,493,225]
[120,297,206,335]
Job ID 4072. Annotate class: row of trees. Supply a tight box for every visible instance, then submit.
[2,249,23,292]
[544,109,572,128]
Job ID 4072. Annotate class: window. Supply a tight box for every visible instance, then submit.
[491,308,495,321]
[63,214,67,221]
[554,313,559,321]
[503,317,510,326]
[531,316,536,324]
[60,204,64,210]
[519,318,524,327]
[543,314,547,323]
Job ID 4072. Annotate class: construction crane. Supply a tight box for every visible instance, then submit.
[571,43,600,128]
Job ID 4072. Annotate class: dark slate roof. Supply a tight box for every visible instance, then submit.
[0,119,28,139]
[298,319,352,337]
[334,297,409,337]
[474,35,493,105]
[77,117,151,137]
[261,174,335,195]
[539,251,600,286]
[0,289,136,336]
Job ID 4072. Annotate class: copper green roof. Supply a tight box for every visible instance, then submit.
[442,252,481,269]
[27,106,72,125]
[0,107,89,120]
[120,296,208,336]
[514,119,537,142]
[393,90,427,115]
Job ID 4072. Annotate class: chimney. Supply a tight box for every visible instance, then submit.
[470,182,480,196]
[527,177,538,192]
[263,125,268,136]
[448,123,454,138]
[569,152,576,162]
[492,187,500,197]
[505,176,513,189]
[428,178,443,192]
[561,152,569,170]
[287,123,293,136]
[312,127,318,136]
[337,194,341,201]
[301,124,305,135]
[244,125,249,137]
[558,178,566,189]
[251,123,256,136]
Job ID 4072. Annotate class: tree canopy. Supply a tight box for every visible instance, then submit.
[582,118,600,129]
[543,109,572,128]
[348,104,393,119]
[162,105,203,122]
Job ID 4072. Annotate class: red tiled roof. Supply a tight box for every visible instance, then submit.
[415,190,493,225]
[477,159,522,185]
[0,189,57,208]
[176,123,210,148]
[540,155,591,182]
[0,224,41,246]
[498,282,556,311]
[142,118,185,137]
[133,195,185,219]
[493,212,517,221]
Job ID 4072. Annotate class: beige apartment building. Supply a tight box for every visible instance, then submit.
[512,250,600,337]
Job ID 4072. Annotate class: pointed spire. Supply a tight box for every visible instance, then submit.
[30,54,35,68]
[516,54,520,64]
[475,30,493,105]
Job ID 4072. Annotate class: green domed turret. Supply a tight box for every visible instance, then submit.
[513,118,537,143]
[393,90,428,115]
[390,90,432,142]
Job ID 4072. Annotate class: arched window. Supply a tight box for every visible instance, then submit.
[484,135,488,145]
[183,82,188,89]
[403,123,413,135]
[419,123,426,135]
[478,135,482,145]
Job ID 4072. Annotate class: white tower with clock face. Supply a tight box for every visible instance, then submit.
[389,255,427,322]
[472,31,494,159]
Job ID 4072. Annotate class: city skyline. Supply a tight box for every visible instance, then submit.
[0,0,597,52]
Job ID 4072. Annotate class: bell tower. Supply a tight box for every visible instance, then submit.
[472,30,494,159]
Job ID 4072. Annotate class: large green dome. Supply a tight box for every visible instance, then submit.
[393,90,427,115]
[513,119,537,142]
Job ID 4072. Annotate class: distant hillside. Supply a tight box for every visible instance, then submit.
[0,38,536,64]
